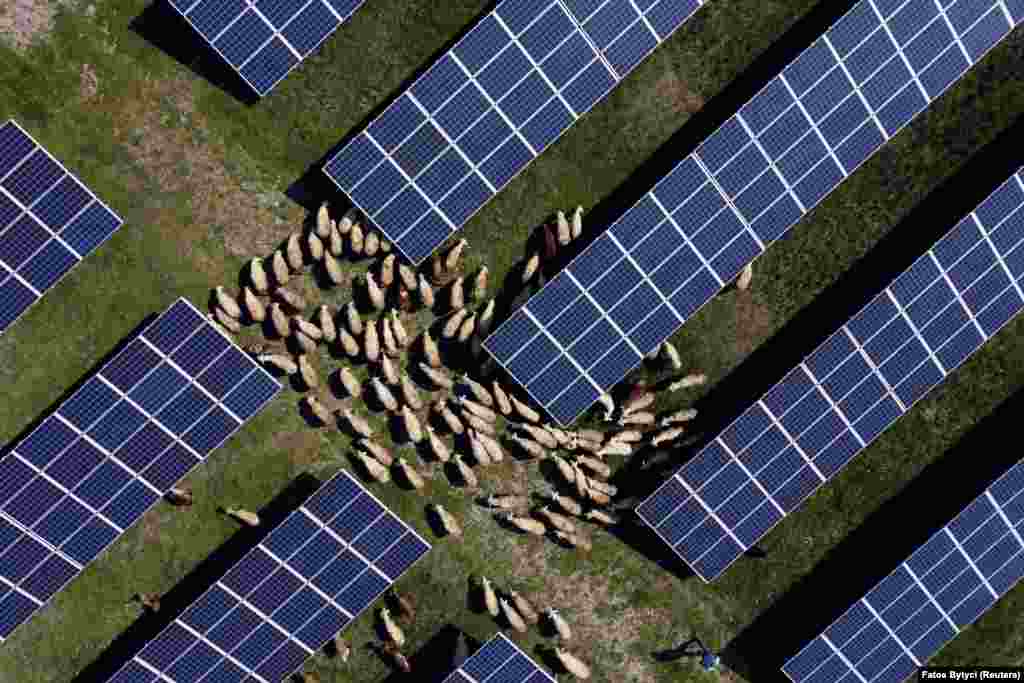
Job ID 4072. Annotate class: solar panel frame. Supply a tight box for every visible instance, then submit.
[0,120,124,336]
[443,632,557,683]
[635,166,1024,582]
[783,458,1024,683]
[105,470,431,683]
[484,0,1024,426]
[165,0,370,97]
[0,298,281,642]
[323,0,709,264]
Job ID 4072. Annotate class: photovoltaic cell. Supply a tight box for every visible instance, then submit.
[784,457,1024,683]
[0,298,280,641]
[485,0,1024,426]
[0,120,123,336]
[323,0,707,264]
[105,470,430,683]
[442,633,557,683]
[165,0,369,97]
[636,167,1024,582]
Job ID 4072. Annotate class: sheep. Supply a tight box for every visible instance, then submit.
[421,331,441,368]
[660,408,698,426]
[380,238,392,253]
[668,373,707,392]
[468,432,492,466]
[292,327,318,356]
[572,205,583,240]
[457,312,477,342]
[737,262,753,290]
[557,210,571,245]
[308,231,325,261]
[453,453,478,487]
[445,238,467,272]
[522,252,540,283]
[571,462,589,499]
[336,366,362,398]
[364,229,380,257]
[500,597,528,632]
[597,440,632,457]
[387,587,417,623]
[248,257,270,293]
[364,320,380,363]
[389,311,409,348]
[652,426,686,446]
[536,506,576,534]
[420,362,454,390]
[553,529,592,552]
[315,305,337,344]
[324,252,345,285]
[381,644,411,673]
[478,299,495,336]
[510,395,540,423]
[509,433,545,459]
[548,488,583,516]
[425,425,451,462]
[554,647,590,679]
[353,451,390,482]
[259,353,297,375]
[400,374,423,410]
[345,301,363,335]
[401,405,424,443]
[293,317,323,343]
[418,274,435,308]
[517,423,557,449]
[459,375,493,407]
[597,393,615,421]
[610,429,643,443]
[338,208,357,234]
[473,267,488,300]
[378,607,405,647]
[585,485,612,506]
[380,254,396,288]
[366,271,385,311]
[338,327,361,358]
[586,476,617,497]
[394,457,425,489]
[432,256,444,284]
[500,512,546,536]
[286,233,305,271]
[214,286,242,319]
[212,307,241,333]
[434,400,465,435]
[333,636,350,663]
[577,428,604,444]
[131,592,162,613]
[316,202,332,237]
[661,341,682,370]
[458,395,497,423]
[221,507,260,527]
[550,455,577,486]
[463,411,497,436]
[575,436,604,454]
[297,355,318,389]
[271,250,290,286]
[371,377,399,412]
[584,508,617,526]
[165,487,193,507]
[356,438,393,466]
[304,395,331,425]
[510,591,540,625]
[449,276,465,311]
[619,410,655,426]
[545,425,571,447]
[274,288,307,313]
[545,608,572,640]
[238,287,264,323]
[486,493,528,510]
[381,317,400,357]
[380,354,399,385]
[442,308,469,339]
[342,408,374,438]
[478,576,499,617]
[491,381,512,416]
[429,503,461,536]
[329,221,344,256]
[623,391,655,416]
[399,263,417,292]
[350,221,364,255]
[575,455,611,479]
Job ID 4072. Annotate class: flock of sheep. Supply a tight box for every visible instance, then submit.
[200,201,732,679]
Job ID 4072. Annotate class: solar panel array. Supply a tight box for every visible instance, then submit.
[324,0,706,264]
[0,298,281,641]
[165,0,369,96]
[635,167,1024,582]
[484,0,1024,426]
[0,120,123,336]
[783,458,1024,683]
[107,470,430,683]
[443,633,557,683]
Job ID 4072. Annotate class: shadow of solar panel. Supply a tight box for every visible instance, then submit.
[485,1,1023,426]
[324,0,709,265]
[445,633,557,683]
[106,470,429,682]
[166,0,367,97]
[637,167,1024,581]
[0,298,280,641]
[0,121,123,336]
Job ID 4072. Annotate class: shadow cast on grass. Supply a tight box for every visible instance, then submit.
[720,389,1024,682]
[377,624,481,683]
[72,473,322,683]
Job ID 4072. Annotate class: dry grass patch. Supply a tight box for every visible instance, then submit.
[733,291,775,360]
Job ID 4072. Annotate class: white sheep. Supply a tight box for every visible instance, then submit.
[442,308,469,339]
[380,354,399,385]
[500,597,528,632]
[445,238,467,272]
[587,476,617,497]
[248,257,269,293]
[394,457,424,489]
[400,374,423,410]
[428,503,461,536]
[316,305,337,343]
[458,395,497,423]
[420,362,454,390]
[329,221,344,256]
[258,353,297,375]
[553,529,592,552]
[737,262,753,290]
[274,288,307,312]
[459,375,493,407]
[342,408,374,438]
[475,430,505,463]
[572,205,583,240]
[378,607,405,647]
[557,210,571,245]
[584,508,617,526]
[293,317,323,342]
[418,274,435,308]
[668,373,707,392]
[366,271,385,311]
[463,411,496,436]
[425,425,451,462]
[222,507,260,527]
[437,400,465,435]
[212,307,241,333]
[517,423,557,449]
[510,395,540,423]
[286,233,304,271]
[661,341,682,370]
[353,451,390,483]
[659,408,697,426]
[486,493,528,510]
[297,355,318,389]
[449,276,465,311]
[510,591,540,625]
[389,311,409,348]
[304,395,331,425]
[473,267,488,300]
[307,231,325,261]
[316,202,331,237]
[491,381,512,416]
[619,410,655,426]
[548,488,583,516]
[509,433,545,459]
[551,455,577,486]
[349,221,364,255]
[611,429,643,443]
[271,250,290,285]
[597,440,632,457]
[364,320,380,363]
[421,330,441,368]
[338,328,360,358]
[652,426,686,446]
[324,252,344,285]
[457,312,477,343]
[585,485,612,506]
[522,252,540,283]
[479,576,499,617]
[554,647,590,679]
[536,506,576,534]
[478,299,495,336]
[364,229,380,257]
[623,391,655,415]
[356,438,393,466]
[401,405,424,443]
[380,253,396,288]
[467,432,492,466]
[381,317,400,357]
[214,286,242,319]
[452,453,478,487]
[399,263,417,292]
[292,327,317,356]
[371,377,399,412]
[575,455,610,479]
[597,393,615,421]
[338,207,357,234]
[336,366,362,398]
[545,608,572,640]
[345,301,363,335]
[500,512,546,536]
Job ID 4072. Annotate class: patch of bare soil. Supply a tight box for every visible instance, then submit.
[271,430,322,466]
[0,0,73,52]
[654,69,705,115]
[734,291,775,359]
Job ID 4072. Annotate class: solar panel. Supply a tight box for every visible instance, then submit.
[323,0,706,264]
[484,0,1024,426]
[783,458,1024,683]
[0,120,123,336]
[165,0,369,97]
[443,633,557,683]
[105,470,430,683]
[634,167,1024,582]
[0,298,281,641]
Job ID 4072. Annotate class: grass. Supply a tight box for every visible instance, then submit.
[0,1,1022,681]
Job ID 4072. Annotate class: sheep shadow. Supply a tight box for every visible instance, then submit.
[378,624,482,683]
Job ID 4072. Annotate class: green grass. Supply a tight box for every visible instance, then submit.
[0,1,1023,682]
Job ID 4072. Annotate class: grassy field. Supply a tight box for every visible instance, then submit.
[1,1,1023,682]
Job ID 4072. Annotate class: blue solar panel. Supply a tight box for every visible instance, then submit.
[0,298,280,641]
[636,167,1024,582]
[166,0,368,97]
[443,633,557,683]
[485,0,1024,426]
[0,120,123,336]
[324,0,707,264]
[107,470,430,683]
[784,458,1024,683]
